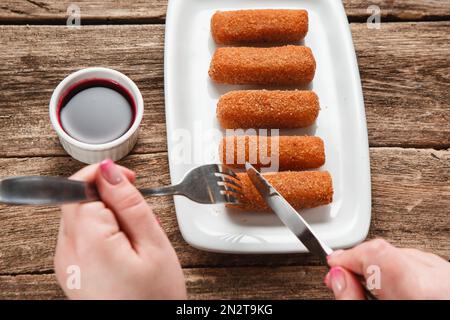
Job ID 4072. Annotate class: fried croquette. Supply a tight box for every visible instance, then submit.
[217,90,319,129]
[211,9,308,45]
[228,171,333,212]
[220,135,325,170]
[209,45,316,85]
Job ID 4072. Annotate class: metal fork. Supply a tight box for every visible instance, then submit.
[0,164,243,206]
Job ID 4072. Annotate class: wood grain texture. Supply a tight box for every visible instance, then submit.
[184,266,332,299]
[0,1,449,23]
[0,148,448,275]
[344,0,450,21]
[353,22,450,148]
[0,25,167,157]
[0,22,449,158]
[0,266,332,299]
[0,0,167,23]
[0,274,64,299]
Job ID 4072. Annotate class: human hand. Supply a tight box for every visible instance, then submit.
[325,239,450,300]
[54,160,186,299]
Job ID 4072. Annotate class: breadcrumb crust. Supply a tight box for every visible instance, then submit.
[211,9,308,45]
[228,171,333,212]
[220,135,325,170]
[209,45,316,85]
[217,90,319,128]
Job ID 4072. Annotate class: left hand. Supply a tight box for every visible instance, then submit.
[54,160,186,299]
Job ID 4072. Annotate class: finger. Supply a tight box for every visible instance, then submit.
[96,159,162,251]
[68,202,136,248]
[325,267,366,300]
[327,239,396,276]
[69,163,136,183]
[61,201,117,238]
[61,164,136,232]
[71,202,116,237]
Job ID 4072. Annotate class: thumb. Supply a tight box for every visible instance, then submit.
[324,267,366,300]
[96,159,162,252]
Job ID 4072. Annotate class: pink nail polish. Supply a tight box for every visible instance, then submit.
[330,267,346,293]
[100,159,123,185]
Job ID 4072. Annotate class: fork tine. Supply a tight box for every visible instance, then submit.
[216,164,239,179]
[218,182,243,196]
[216,176,242,190]
[224,194,240,205]
[214,172,241,186]
[220,190,242,204]
[176,164,245,205]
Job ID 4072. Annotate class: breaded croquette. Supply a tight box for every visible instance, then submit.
[220,135,325,170]
[217,90,319,129]
[209,45,316,85]
[211,9,308,45]
[228,171,333,212]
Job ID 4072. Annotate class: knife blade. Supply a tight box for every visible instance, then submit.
[245,162,333,262]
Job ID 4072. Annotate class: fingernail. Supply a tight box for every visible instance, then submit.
[330,267,346,294]
[327,249,344,261]
[100,159,123,185]
[155,216,161,225]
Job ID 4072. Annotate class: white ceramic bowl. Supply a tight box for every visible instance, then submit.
[49,67,144,164]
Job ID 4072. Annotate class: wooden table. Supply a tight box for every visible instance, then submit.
[0,1,449,299]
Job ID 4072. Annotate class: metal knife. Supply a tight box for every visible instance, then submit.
[245,163,332,261]
[245,162,377,299]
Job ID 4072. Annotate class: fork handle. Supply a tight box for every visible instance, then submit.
[0,176,182,206]
[139,185,182,197]
[0,176,100,205]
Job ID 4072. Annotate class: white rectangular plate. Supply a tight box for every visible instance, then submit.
[164,0,371,253]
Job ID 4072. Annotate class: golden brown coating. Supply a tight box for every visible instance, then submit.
[220,135,325,170]
[208,45,316,85]
[217,90,319,129]
[211,9,308,45]
[228,171,333,212]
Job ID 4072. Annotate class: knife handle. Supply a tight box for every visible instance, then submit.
[0,176,100,205]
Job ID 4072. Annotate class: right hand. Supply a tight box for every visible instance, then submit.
[325,239,450,300]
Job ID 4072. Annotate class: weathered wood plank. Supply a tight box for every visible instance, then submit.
[185,266,332,299]
[0,1,448,23]
[369,147,450,250]
[0,274,64,299]
[0,266,332,299]
[353,23,450,148]
[0,22,449,158]
[344,0,450,21]
[0,0,167,24]
[0,25,167,156]
[0,148,448,274]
